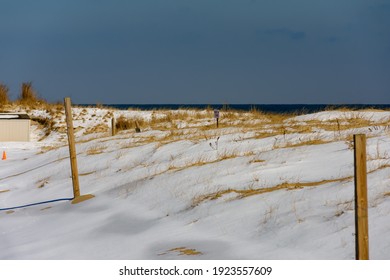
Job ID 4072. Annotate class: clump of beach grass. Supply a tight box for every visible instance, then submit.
[86,144,107,155]
[0,83,10,107]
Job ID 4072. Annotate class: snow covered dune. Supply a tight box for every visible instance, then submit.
[1,107,390,259]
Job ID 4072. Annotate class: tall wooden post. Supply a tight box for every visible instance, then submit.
[64,97,80,198]
[64,97,95,204]
[111,117,116,136]
[354,134,369,260]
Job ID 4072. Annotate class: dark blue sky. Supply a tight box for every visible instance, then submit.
[1,0,389,104]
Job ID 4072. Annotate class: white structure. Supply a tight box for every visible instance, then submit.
[0,113,30,141]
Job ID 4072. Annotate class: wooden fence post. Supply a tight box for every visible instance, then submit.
[112,117,116,136]
[354,134,369,260]
[64,97,95,204]
[135,120,141,133]
[64,97,80,198]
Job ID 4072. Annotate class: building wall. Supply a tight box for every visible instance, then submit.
[0,119,30,141]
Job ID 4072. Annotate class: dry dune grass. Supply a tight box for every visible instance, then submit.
[0,83,9,107]
[295,112,389,133]
[95,108,390,151]
[168,247,202,256]
[191,152,390,208]
[110,109,289,145]
[86,144,107,155]
[24,104,390,161]
[114,109,271,133]
[37,145,65,154]
[158,247,203,256]
[116,116,145,132]
[114,110,212,133]
[139,148,256,179]
[306,119,372,132]
[286,138,330,148]
[273,134,331,149]
[79,171,96,176]
[191,176,354,208]
[31,116,55,137]
[84,123,109,135]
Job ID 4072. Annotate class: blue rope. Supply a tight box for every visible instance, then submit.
[0,197,74,211]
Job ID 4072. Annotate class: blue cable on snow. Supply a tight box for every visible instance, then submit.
[0,197,74,211]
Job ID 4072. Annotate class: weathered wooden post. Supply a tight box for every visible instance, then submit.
[111,117,116,136]
[135,120,141,133]
[64,97,80,198]
[354,134,369,260]
[64,97,95,204]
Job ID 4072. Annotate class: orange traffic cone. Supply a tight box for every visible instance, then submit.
[2,151,6,160]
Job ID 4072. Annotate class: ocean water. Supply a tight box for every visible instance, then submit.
[83,104,390,114]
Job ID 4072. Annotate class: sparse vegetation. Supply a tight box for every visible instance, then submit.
[84,123,109,135]
[0,83,10,107]
[79,171,96,176]
[18,82,43,105]
[115,116,145,132]
[86,144,107,155]
[31,116,55,138]
[191,176,354,208]
[160,247,203,256]
[334,199,354,217]
[262,204,279,225]
[37,178,49,188]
